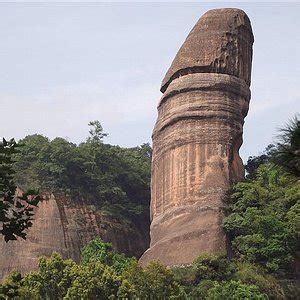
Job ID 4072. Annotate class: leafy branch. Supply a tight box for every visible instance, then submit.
[0,138,39,242]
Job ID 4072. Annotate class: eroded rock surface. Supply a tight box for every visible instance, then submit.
[140,8,253,266]
[0,195,149,279]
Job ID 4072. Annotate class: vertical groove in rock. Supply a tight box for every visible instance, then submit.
[140,8,253,266]
[0,195,150,279]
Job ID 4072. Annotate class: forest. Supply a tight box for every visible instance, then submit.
[0,117,299,299]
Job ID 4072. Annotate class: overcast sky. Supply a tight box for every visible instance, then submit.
[1,2,299,162]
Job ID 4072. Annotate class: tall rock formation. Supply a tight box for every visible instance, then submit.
[140,8,254,266]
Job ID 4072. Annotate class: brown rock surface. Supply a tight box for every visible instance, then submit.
[140,8,253,266]
[161,8,253,92]
[0,195,149,279]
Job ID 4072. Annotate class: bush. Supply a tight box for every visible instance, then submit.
[191,279,216,299]
[223,164,299,274]
[233,262,285,299]
[21,252,78,299]
[1,253,122,300]
[123,261,185,299]
[63,262,121,299]
[171,265,197,286]
[0,271,22,298]
[192,253,236,282]
[206,280,268,300]
[81,238,135,274]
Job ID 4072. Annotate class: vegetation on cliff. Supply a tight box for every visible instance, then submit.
[12,121,151,223]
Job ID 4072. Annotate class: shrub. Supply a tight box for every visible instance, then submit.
[233,262,285,299]
[223,164,299,274]
[206,280,268,300]
[192,253,236,282]
[81,238,135,274]
[123,261,185,299]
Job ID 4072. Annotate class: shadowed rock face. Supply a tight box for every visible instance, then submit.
[0,195,149,280]
[140,8,253,266]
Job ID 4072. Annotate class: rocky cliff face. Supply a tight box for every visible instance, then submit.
[0,195,149,280]
[140,8,254,266]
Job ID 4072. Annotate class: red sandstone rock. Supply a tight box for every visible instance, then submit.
[0,195,149,279]
[140,8,253,266]
[161,8,253,92]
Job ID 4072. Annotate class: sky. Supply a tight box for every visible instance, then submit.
[0,2,299,162]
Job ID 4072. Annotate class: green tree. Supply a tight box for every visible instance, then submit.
[63,262,121,299]
[123,260,185,299]
[223,164,299,273]
[1,252,183,299]
[0,138,39,241]
[21,252,79,299]
[233,262,285,299]
[15,252,122,300]
[12,125,151,226]
[205,280,268,300]
[87,120,108,144]
[192,253,235,282]
[271,115,300,177]
[0,271,22,298]
[244,144,275,180]
[81,238,135,274]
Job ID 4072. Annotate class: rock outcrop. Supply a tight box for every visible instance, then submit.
[0,195,149,280]
[140,8,254,266]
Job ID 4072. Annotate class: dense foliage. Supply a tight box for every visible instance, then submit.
[224,164,299,274]
[271,116,300,177]
[0,241,275,300]
[12,121,151,222]
[0,138,39,241]
[81,238,135,274]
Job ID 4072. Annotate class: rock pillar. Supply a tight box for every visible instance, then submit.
[140,8,254,266]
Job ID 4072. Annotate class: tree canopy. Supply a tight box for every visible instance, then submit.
[1,241,287,299]
[224,164,299,274]
[12,122,151,224]
[271,115,300,177]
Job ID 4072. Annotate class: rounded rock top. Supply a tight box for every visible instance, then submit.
[161,8,254,93]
